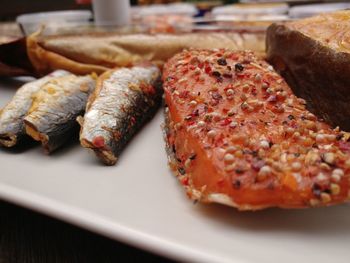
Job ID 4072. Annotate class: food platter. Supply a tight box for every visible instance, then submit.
[1,77,350,263]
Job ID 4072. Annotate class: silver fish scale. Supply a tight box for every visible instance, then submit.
[24,75,95,134]
[0,70,70,145]
[81,66,160,147]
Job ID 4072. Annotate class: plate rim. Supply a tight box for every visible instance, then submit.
[0,182,244,263]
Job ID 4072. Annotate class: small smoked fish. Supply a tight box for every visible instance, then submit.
[0,70,69,147]
[23,73,95,153]
[79,65,162,165]
[163,49,350,210]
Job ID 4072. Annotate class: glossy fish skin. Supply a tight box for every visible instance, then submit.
[0,70,69,147]
[23,74,95,153]
[79,65,162,165]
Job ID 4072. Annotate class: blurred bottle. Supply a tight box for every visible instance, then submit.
[76,0,92,4]
[92,0,131,26]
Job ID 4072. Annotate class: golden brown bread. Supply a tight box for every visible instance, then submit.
[266,11,350,131]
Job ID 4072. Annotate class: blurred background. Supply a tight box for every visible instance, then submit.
[1,0,349,40]
[0,0,348,21]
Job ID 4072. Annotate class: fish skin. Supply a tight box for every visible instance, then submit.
[79,65,162,165]
[23,74,95,153]
[0,70,69,147]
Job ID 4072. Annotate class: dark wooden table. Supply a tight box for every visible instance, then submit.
[0,200,174,263]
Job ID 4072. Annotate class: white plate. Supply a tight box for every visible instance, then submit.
[1,78,350,263]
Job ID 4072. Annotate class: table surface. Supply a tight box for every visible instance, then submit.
[0,200,173,263]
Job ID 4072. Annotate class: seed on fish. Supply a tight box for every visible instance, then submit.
[227,109,236,116]
[306,113,317,121]
[174,123,182,130]
[197,121,205,128]
[257,165,271,181]
[178,77,187,83]
[184,159,191,168]
[226,146,237,153]
[345,160,350,169]
[207,130,217,138]
[229,122,238,128]
[225,164,235,172]
[234,150,243,158]
[320,163,331,171]
[242,84,250,92]
[211,112,222,122]
[224,153,235,163]
[189,100,197,106]
[258,149,266,158]
[326,134,336,142]
[235,63,244,72]
[241,102,249,110]
[260,140,270,149]
[240,94,248,101]
[331,169,344,182]
[333,168,344,177]
[292,132,301,139]
[330,183,341,195]
[316,172,327,182]
[323,152,335,165]
[310,199,320,207]
[217,58,227,66]
[291,162,302,172]
[320,192,331,203]
[297,98,307,105]
[262,82,269,89]
[226,89,234,96]
[266,88,274,94]
[315,134,325,143]
[254,73,262,81]
[285,127,294,135]
[276,91,287,100]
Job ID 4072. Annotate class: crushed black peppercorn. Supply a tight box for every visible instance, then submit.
[217,58,227,66]
[178,167,186,175]
[235,63,244,72]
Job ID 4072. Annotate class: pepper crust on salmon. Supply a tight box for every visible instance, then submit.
[163,49,350,210]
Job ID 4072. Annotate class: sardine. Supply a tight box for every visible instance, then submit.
[23,73,96,153]
[79,65,162,165]
[0,70,69,147]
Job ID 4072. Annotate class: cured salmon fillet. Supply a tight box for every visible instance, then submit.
[163,49,350,210]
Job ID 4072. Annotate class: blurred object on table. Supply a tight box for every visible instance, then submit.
[16,10,92,35]
[133,2,197,16]
[194,1,224,16]
[138,15,194,33]
[0,23,22,39]
[212,3,289,17]
[289,2,350,18]
[208,2,289,32]
[92,0,130,26]
[132,2,197,33]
